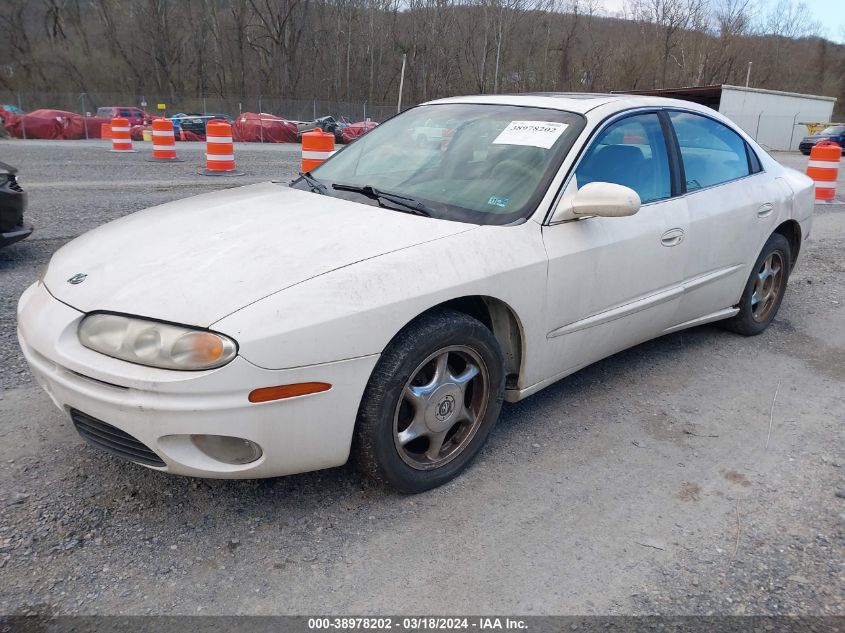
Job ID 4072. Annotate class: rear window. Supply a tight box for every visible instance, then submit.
[820,125,845,135]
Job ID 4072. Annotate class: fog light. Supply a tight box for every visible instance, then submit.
[190,435,262,465]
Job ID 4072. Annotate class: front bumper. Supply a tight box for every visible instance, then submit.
[1,221,33,247]
[17,282,379,478]
[0,182,29,247]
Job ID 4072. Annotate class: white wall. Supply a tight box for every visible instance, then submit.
[718,85,836,151]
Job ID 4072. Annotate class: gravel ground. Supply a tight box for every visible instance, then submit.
[0,140,843,616]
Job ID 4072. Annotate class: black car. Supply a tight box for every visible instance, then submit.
[0,161,31,248]
[177,113,234,136]
[798,124,845,155]
[314,115,349,142]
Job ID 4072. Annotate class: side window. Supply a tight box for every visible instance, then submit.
[575,113,671,204]
[747,143,763,174]
[669,111,751,191]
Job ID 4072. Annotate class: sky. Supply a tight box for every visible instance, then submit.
[598,0,845,43]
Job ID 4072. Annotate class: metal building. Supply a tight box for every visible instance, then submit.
[619,84,837,151]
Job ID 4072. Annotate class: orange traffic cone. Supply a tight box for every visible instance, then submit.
[806,141,841,203]
[199,120,243,176]
[109,117,135,153]
[148,118,182,162]
[301,128,335,172]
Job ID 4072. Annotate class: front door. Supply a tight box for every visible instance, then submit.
[540,111,690,384]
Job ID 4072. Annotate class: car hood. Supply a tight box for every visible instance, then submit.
[44,182,476,327]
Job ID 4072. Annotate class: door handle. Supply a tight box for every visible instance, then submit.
[757,203,774,218]
[661,228,685,247]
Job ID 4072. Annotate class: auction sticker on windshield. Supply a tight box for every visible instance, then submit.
[492,121,569,149]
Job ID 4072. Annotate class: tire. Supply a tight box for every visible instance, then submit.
[721,233,791,336]
[353,309,505,493]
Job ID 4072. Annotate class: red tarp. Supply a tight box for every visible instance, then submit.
[341,120,378,144]
[2,109,108,139]
[180,130,204,142]
[232,112,297,143]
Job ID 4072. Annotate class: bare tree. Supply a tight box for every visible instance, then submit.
[1,0,842,118]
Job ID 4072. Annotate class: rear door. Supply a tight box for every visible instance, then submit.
[665,110,774,328]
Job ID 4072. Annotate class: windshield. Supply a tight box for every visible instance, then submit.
[819,125,845,135]
[298,103,585,225]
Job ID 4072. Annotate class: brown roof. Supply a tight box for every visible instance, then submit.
[611,85,723,108]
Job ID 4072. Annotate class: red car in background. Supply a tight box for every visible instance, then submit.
[95,107,150,126]
[341,120,379,144]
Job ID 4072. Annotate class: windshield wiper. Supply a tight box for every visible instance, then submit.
[332,183,433,217]
[297,172,329,195]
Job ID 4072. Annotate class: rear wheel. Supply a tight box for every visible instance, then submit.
[353,310,505,493]
[721,233,791,336]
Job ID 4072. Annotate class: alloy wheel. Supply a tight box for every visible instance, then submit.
[751,251,784,322]
[393,345,490,470]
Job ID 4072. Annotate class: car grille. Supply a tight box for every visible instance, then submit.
[8,177,22,193]
[70,409,165,467]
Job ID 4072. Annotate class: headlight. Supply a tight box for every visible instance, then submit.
[78,313,237,370]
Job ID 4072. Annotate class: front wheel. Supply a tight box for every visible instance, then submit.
[721,233,791,336]
[353,309,505,493]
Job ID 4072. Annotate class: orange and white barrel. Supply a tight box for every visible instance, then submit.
[109,117,134,152]
[301,128,335,172]
[806,141,841,202]
[150,118,180,161]
[201,120,242,176]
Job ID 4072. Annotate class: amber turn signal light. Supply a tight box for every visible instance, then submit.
[248,382,332,403]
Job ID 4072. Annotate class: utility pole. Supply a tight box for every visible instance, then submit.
[745,61,753,88]
[79,93,88,140]
[397,53,407,114]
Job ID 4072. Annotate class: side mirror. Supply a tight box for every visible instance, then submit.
[551,182,641,222]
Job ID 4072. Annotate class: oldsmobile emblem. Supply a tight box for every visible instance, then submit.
[436,394,456,421]
[67,273,88,285]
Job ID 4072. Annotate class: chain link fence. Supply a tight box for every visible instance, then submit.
[0,92,400,124]
[4,93,831,151]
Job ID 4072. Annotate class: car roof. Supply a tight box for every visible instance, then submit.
[423,92,713,116]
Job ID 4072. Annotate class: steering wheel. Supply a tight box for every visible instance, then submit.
[490,159,534,184]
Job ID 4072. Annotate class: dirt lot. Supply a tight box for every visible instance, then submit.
[0,139,843,616]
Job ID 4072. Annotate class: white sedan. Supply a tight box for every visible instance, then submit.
[17,94,814,493]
